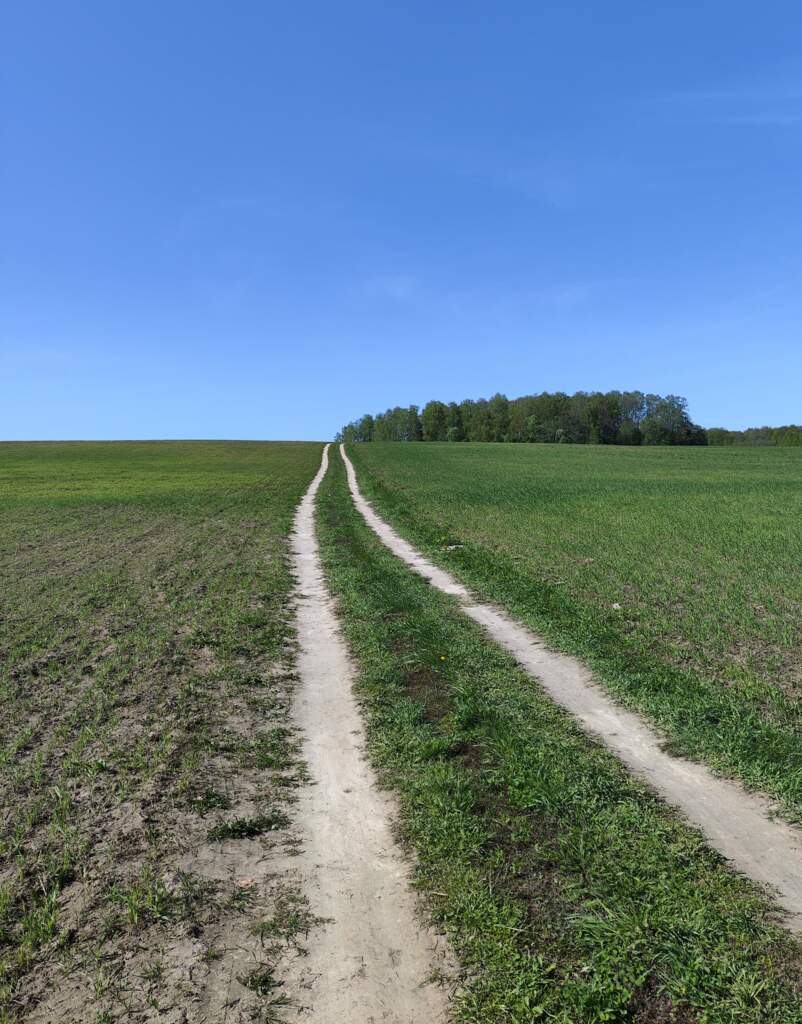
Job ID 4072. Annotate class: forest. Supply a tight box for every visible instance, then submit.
[706,425,802,446]
[337,391,802,446]
[338,391,704,445]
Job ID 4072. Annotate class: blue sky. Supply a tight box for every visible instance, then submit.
[3,1,801,440]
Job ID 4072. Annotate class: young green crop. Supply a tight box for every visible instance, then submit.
[348,442,802,821]
[0,440,322,1022]
[318,445,802,1023]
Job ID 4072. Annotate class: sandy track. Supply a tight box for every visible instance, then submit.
[282,443,449,1022]
[340,443,802,932]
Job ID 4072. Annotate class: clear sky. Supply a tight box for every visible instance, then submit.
[3,2,801,440]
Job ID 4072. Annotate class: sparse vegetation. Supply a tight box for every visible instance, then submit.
[0,440,322,1022]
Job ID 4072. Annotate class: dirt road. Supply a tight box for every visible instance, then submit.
[283,443,449,1021]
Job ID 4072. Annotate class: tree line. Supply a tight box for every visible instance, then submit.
[706,425,802,446]
[337,391,709,445]
[338,392,802,447]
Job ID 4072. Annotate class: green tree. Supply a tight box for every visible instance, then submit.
[488,393,511,441]
[421,401,449,441]
[338,389,712,446]
[446,402,464,440]
[586,392,622,444]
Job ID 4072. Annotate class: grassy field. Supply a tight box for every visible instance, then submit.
[317,446,802,1023]
[0,441,322,1023]
[7,439,802,1022]
[347,442,802,821]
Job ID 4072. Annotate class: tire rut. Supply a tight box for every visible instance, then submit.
[340,442,802,933]
[281,443,450,1021]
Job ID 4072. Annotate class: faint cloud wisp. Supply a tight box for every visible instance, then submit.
[654,80,802,126]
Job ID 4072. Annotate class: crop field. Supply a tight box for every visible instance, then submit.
[317,446,802,1022]
[347,442,802,820]
[6,438,802,1023]
[0,441,322,1023]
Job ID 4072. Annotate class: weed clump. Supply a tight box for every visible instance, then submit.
[207,812,290,841]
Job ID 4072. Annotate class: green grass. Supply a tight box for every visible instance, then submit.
[347,442,802,821]
[0,440,322,1022]
[207,812,290,840]
[318,445,802,1023]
